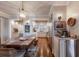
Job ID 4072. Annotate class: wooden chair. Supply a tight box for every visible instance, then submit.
[0,48,26,57]
[0,48,17,57]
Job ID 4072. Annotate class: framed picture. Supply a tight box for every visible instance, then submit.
[54,21,66,30]
[25,25,30,32]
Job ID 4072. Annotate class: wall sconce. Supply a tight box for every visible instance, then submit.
[11,20,18,25]
[11,20,15,25]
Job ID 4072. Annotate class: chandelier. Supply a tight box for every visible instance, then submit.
[19,1,26,18]
[15,1,26,24]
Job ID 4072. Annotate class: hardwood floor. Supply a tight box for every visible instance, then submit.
[36,37,53,57]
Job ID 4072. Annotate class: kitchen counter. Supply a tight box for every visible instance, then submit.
[53,36,79,57]
[54,36,78,40]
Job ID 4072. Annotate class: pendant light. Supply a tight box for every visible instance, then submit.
[15,1,26,24]
[19,1,26,18]
[15,1,29,24]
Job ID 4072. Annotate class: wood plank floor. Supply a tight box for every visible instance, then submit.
[36,37,53,57]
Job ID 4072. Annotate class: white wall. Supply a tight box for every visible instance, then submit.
[51,5,67,36]
[50,5,67,54]
[50,2,79,36]
[53,6,67,21]
[50,5,67,38]
[67,2,79,36]
[10,20,21,39]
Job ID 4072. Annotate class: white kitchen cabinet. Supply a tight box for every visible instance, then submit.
[53,36,60,57]
[53,36,66,57]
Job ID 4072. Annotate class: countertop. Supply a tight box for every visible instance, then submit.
[54,36,78,40]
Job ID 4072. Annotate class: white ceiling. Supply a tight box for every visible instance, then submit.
[0,1,70,19]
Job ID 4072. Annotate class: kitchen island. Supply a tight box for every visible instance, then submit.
[53,36,79,57]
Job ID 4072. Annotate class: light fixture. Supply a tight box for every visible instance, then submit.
[19,1,26,18]
[11,20,15,25]
[15,1,26,24]
[11,20,18,25]
[19,11,26,18]
[15,1,29,24]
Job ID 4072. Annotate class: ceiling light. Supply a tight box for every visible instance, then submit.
[20,11,26,18]
[19,1,26,18]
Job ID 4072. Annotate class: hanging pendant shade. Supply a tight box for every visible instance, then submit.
[15,1,29,24]
[19,1,26,18]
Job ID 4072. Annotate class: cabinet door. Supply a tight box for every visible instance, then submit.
[66,40,75,57]
[60,39,66,57]
[53,36,60,57]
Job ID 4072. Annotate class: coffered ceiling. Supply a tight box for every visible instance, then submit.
[0,1,70,19]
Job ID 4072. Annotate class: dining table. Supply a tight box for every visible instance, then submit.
[1,37,35,49]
